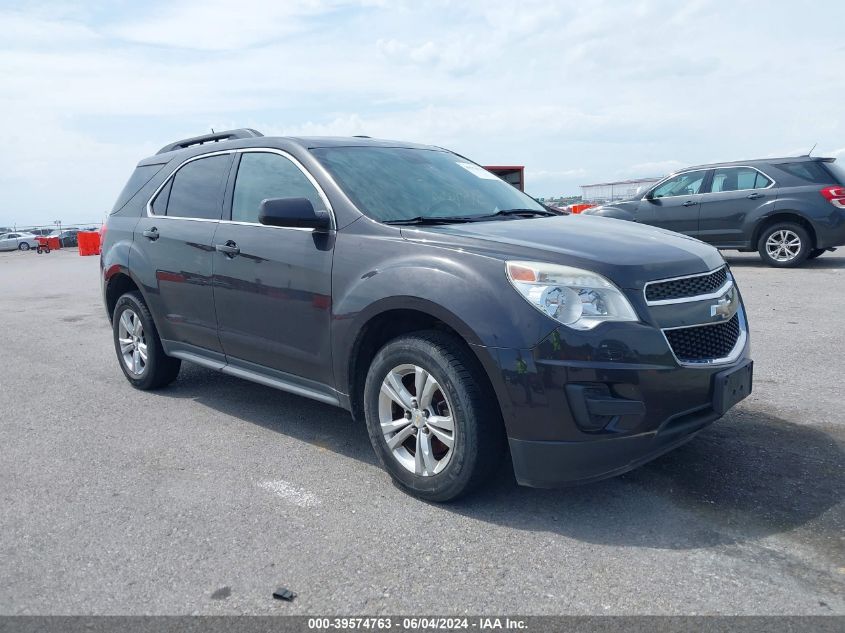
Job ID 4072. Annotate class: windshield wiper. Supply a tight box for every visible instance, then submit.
[483,208,560,218]
[383,216,478,225]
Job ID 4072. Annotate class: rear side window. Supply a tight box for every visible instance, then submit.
[775,161,832,184]
[710,167,772,193]
[111,164,165,214]
[165,155,231,220]
[232,152,325,223]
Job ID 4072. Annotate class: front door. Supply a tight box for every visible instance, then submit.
[639,169,710,237]
[212,150,335,386]
[698,166,776,247]
[132,152,233,354]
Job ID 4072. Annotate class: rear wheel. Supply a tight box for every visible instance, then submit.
[757,222,811,267]
[19,242,30,251]
[363,331,505,502]
[112,291,180,390]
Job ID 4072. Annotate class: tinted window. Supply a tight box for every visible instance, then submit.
[232,152,324,223]
[824,161,845,185]
[710,167,772,193]
[776,161,832,184]
[651,170,708,198]
[151,179,172,216]
[311,147,546,222]
[111,164,165,214]
[166,155,230,220]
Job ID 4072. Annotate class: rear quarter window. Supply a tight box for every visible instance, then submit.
[774,161,834,184]
[823,161,845,185]
[111,164,166,214]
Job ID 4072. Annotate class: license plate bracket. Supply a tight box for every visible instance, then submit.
[713,360,753,416]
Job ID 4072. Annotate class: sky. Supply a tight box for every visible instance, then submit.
[1,0,844,227]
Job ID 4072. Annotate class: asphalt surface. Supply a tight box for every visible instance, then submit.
[0,247,842,615]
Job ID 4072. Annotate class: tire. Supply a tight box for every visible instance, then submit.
[363,331,505,502]
[807,248,826,260]
[19,242,30,251]
[112,291,181,390]
[757,222,811,267]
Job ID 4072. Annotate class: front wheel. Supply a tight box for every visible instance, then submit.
[757,222,811,267]
[112,291,181,390]
[363,331,505,502]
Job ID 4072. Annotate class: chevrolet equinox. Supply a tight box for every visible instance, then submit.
[102,129,753,501]
[584,155,845,267]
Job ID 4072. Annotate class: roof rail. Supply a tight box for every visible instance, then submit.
[156,128,263,155]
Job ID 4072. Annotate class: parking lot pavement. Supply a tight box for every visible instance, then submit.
[0,247,842,615]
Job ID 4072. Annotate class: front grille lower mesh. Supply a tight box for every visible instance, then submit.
[646,267,728,302]
[665,313,741,362]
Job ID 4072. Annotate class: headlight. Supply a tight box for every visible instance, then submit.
[506,260,638,330]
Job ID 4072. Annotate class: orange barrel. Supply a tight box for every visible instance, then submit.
[77,231,101,256]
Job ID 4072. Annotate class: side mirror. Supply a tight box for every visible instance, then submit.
[644,190,655,201]
[258,198,331,230]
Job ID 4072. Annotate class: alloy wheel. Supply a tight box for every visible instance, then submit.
[765,229,802,262]
[117,309,147,375]
[378,364,456,476]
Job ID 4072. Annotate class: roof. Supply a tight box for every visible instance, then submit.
[149,128,441,161]
[683,155,834,171]
[288,136,439,150]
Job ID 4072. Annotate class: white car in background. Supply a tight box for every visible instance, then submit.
[0,232,39,251]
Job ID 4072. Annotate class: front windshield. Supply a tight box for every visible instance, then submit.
[311,146,546,222]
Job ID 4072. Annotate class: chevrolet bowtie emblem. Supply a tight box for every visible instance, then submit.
[710,295,733,319]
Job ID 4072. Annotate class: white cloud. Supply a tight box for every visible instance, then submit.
[110,0,340,51]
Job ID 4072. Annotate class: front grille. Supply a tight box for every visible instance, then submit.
[645,267,728,302]
[665,313,741,362]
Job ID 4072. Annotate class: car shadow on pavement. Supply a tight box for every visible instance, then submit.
[166,364,843,551]
[453,408,844,550]
[168,363,378,464]
[723,254,845,269]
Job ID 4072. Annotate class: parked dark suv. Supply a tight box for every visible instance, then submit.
[583,156,845,267]
[102,129,753,501]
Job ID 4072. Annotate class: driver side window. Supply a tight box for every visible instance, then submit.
[232,152,324,224]
[651,170,708,198]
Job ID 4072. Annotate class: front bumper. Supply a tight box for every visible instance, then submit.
[476,306,752,488]
[509,402,722,488]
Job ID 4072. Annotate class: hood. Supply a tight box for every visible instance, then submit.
[583,198,640,213]
[400,214,723,289]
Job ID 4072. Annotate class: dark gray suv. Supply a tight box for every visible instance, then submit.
[102,129,753,501]
[584,156,845,267]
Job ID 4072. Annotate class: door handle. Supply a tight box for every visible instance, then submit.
[682,200,696,207]
[142,228,159,241]
[215,241,240,257]
[747,192,764,200]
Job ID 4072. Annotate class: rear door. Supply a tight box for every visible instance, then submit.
[698,166,776,246]
[133,152,233,354]
[639,169,709,236]
[212,149,335,386]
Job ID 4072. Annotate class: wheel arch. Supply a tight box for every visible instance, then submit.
[753,212,818,249]
[104,268,147,323]
[344,302,499,425]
